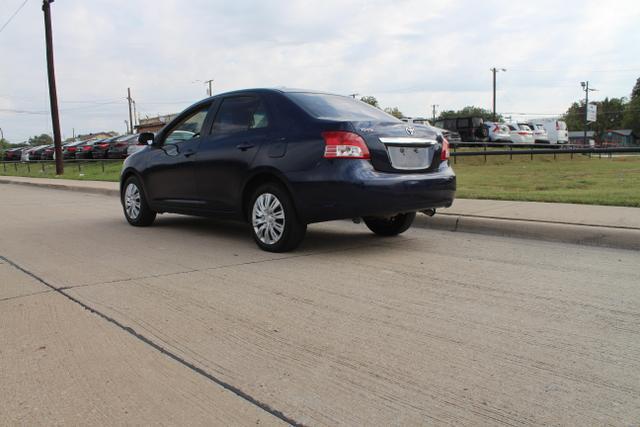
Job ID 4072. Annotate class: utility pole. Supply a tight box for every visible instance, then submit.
[42,0,63,175]
[491,67,506,121]
[431,104,439,122]
[204,79,214,96]
[0,127,4,140]
[124,120,129,135]
[349,93,359,99]
[127,88,133,134]
[132,99,138,129]
[580,81,597,146]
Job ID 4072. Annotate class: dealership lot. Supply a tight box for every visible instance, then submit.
[1,184,639,425]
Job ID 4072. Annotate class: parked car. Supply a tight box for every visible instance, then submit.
[506,123,535,144]
[120,88,456,252]
[107,134,139,159]
[434,117,488,142]
[484,122,512,142]
[28,145,52,161]
[2,147,25,161]
[91,136,121,159]
[41,146,55,160]
[58,140,84,159]
[527,122,550,143]
[533,118,569,144]
[75,138,106,159]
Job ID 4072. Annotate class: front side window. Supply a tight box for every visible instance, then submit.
[165,107,209,145]
[212,96,268,135]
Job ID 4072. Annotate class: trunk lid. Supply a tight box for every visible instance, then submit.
[351,121,443,173]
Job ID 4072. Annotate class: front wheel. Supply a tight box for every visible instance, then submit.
[122,176,156,226]
[249,183,306,252]
[363,212,416,236]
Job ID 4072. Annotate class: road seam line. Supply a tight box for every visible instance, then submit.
[0,255,304,427]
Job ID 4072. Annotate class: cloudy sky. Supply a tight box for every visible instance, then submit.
[1,0,639,142]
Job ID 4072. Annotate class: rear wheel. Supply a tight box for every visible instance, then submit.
[122,176,156,226]
[249,183,306,252]
[364,212,416,236]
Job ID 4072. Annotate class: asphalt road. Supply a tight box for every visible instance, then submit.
[1,183,639,426]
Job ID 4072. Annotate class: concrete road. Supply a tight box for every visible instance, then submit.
[1,183,639,426]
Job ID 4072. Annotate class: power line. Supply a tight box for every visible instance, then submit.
[0,0,30,35]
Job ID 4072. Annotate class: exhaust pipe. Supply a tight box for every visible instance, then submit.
[421,208,436,217]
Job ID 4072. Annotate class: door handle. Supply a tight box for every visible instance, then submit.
[236,143,255,151]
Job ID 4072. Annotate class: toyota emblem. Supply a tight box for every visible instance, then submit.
[405,126,415,136]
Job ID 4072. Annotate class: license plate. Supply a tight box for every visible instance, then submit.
[387,146,433,170]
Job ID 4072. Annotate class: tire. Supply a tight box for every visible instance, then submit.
[121,176,156,227]
[248,183,306,252]
[363,212,416,236]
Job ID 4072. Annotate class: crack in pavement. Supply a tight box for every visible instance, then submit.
[0,289,53,303]
[58,236,417,292]
[0,255,305,427]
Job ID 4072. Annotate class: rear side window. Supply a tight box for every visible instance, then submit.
[508,124,517,131]
[213,97,269,135]
[286,92,397,122]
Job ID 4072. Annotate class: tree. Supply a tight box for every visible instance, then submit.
[360,96,380,108]
[623,77,640,136]
[384,106,404,119]
[28,134,53,146]
[437,106,499,122]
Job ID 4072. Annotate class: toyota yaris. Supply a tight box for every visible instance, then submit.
[120,88,456,252]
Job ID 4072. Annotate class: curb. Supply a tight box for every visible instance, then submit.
[414,215,640,251]
[0,177,119,197]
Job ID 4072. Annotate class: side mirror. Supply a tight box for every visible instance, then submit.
[138,132,155,146]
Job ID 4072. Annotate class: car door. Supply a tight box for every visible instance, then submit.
[144,103,213,208]
[195,95,272,214]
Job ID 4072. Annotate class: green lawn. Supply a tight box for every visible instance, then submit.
[2,154,640,207]
[453,154,640,207]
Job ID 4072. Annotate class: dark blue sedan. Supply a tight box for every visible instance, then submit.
[120,88,456,252]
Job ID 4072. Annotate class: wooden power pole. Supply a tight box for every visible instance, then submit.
[42,0,63,175]
[127,88,133,134]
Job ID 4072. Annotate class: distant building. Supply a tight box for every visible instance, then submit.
[569,129,638,147]
[135,114,178,134]
[601,129,638,146]
[568,131,596,146]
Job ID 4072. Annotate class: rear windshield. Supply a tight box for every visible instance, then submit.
[286,92,398,122]
[518,124,532,131]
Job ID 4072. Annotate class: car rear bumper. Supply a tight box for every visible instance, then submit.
[288,160,456,223]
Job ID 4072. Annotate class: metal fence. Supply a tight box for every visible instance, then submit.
[449,142,640,163]
[0,158,123,174]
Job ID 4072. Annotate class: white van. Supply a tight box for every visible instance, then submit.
[532,118,569,144]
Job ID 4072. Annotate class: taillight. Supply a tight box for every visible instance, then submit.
[556,121,560,130]
[440,138,450,161]
[517,131,528,135]
[115,142,127,147]
[68,147,76,152]
[98,143,109,149]
[322,131,370,159]
[83,146,92,151]
[493,125,500,133]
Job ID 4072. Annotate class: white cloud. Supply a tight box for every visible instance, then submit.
[0,0,639,141]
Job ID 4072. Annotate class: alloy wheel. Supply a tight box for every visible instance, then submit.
[252,193,285,245]
[124,183,141,220]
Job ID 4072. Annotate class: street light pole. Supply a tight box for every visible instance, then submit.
[42,0,63,175]
[491,67,506,121]
[431,104,439,122]
[204,79,214,96]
